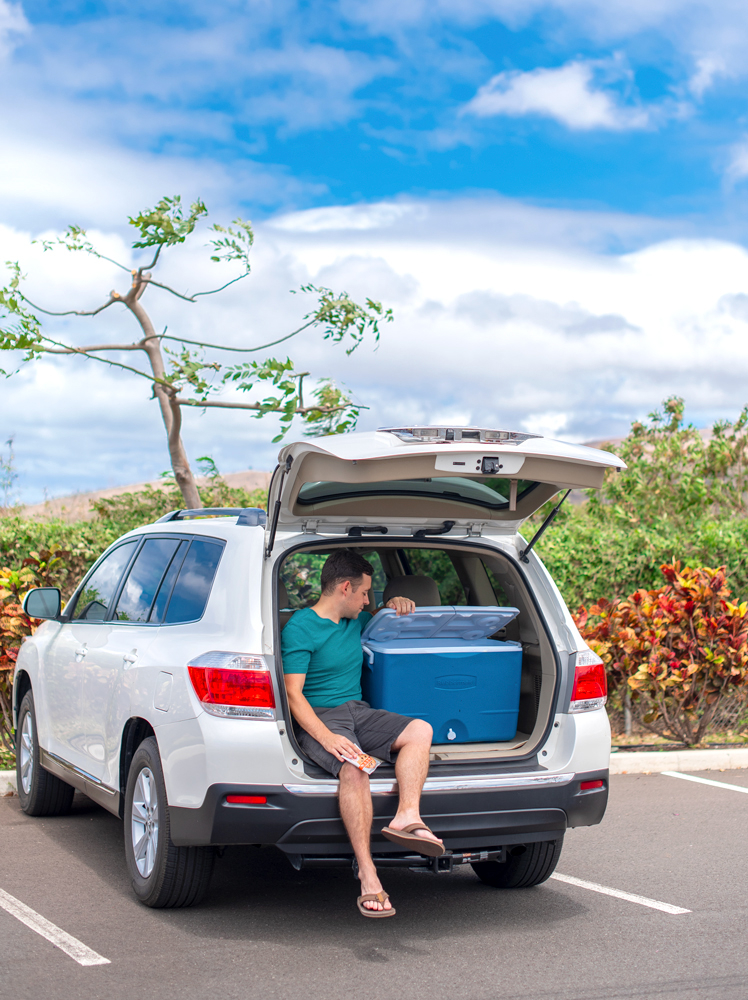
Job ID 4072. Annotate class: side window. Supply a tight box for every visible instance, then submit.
[400,548,467,605]
[364,552,387,607]
[113,538,182,623]
[163,539,224,624]
[279,550,387,609]
[150,540,188,622]
[71,541,138,621]
[483,561,512,606]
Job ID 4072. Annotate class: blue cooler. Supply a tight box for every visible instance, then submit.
[361,607,522,744]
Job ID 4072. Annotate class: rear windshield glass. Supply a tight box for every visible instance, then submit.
[297,477,539,510]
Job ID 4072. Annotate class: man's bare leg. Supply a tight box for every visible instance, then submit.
[387,719,443,850]
[338,762,392,912]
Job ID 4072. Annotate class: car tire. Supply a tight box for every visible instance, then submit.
[471,838,563,888]
[124,736,214,908]
[15,690,75,817]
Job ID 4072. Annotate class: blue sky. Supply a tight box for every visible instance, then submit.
[4,0,748,501]
[6,0,748,224]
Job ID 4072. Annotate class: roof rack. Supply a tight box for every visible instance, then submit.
[154,507,267,526]
[379,426,541,445]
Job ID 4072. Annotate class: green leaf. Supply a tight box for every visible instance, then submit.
[129,195,208,250]
[297,284,393,355]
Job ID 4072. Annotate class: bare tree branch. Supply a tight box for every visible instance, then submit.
[18,293,119,318]
[38,335,160,383]
[160,319,315,354]
[139,244,162,273]
[42,342,146,354]
[175,397,365,415]
[139,271,249,303]
[191,273,250,298]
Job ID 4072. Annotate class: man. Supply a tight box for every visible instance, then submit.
[282,549,444,918]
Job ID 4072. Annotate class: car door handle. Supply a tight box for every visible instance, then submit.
[75,646,87,661]
[123,651,138,665]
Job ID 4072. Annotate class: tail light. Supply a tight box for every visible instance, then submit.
[226,794,267,804]
[187,651,276,720]
[580,779,604,791]
[569,649,607,714]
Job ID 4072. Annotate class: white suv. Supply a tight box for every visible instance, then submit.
[14,426,623,907]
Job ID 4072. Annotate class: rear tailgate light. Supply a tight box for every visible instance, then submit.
[188,651,276,720]
[569,649,607,714]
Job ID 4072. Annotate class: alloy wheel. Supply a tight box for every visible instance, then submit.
[131,767,159,878]
[19,709,34,795]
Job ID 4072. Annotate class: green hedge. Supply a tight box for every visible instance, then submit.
[532,511,748,610]
[0,480,268,599]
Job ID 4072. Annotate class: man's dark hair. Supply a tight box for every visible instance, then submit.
[320,549,374,595]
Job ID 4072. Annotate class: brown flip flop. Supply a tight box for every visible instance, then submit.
[357,890,396,918]
[381,823,445,857]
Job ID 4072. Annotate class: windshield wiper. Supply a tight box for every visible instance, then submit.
[519,490,571,564]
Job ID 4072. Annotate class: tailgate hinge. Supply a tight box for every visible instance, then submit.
[466,523,483,537]
[301,520,319,534]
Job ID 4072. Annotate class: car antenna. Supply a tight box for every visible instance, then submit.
[518,490,572,564]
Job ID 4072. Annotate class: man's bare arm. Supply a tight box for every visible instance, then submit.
[284,673,360,762]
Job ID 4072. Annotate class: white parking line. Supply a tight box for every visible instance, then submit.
[662,770,748,794]
[550,873,691,914]
[0,888,110,966]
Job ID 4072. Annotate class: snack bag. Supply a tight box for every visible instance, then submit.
[340,746,383,774]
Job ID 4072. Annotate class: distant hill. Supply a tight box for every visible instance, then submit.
[16,470,273,522]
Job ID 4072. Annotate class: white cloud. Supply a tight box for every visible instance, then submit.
[5,196,748,503]
[725,140,748,185]
[688,55,726,98]
[462,61,650,131]
[0,0,27,58]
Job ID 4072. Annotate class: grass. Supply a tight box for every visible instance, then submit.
[0,748,15,770]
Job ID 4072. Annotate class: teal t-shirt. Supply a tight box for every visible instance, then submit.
[281,607,373,708]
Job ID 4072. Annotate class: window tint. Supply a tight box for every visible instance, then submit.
[71,541,138,621]
[149,540,188,622]
[163,539,224,624]
[113,538,182,623]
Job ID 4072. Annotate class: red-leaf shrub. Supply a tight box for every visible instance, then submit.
[574,563,748,745]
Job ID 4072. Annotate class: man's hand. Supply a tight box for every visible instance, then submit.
[320,729,361,763]
[386,596,416,616]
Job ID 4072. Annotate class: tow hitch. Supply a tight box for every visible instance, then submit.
[285,848,507,875]
[408,847,506,874]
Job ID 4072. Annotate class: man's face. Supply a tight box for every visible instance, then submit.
[339,574,372,619]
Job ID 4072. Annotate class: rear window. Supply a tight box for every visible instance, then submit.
[163,538,224,624]
[297,477,539,511]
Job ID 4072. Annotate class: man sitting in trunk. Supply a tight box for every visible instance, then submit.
[282,549,444,918]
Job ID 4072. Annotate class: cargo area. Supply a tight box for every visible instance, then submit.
[276,541,558,764]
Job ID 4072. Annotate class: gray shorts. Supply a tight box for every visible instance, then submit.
[295,700,414,777]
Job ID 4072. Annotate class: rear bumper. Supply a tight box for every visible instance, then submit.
[168,768,608,850]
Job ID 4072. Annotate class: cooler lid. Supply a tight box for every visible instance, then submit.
[360,606,519,643]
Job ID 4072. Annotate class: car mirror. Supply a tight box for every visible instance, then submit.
[23,587,62,620]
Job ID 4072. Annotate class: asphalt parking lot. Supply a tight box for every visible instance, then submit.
[1,770,747,1000]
